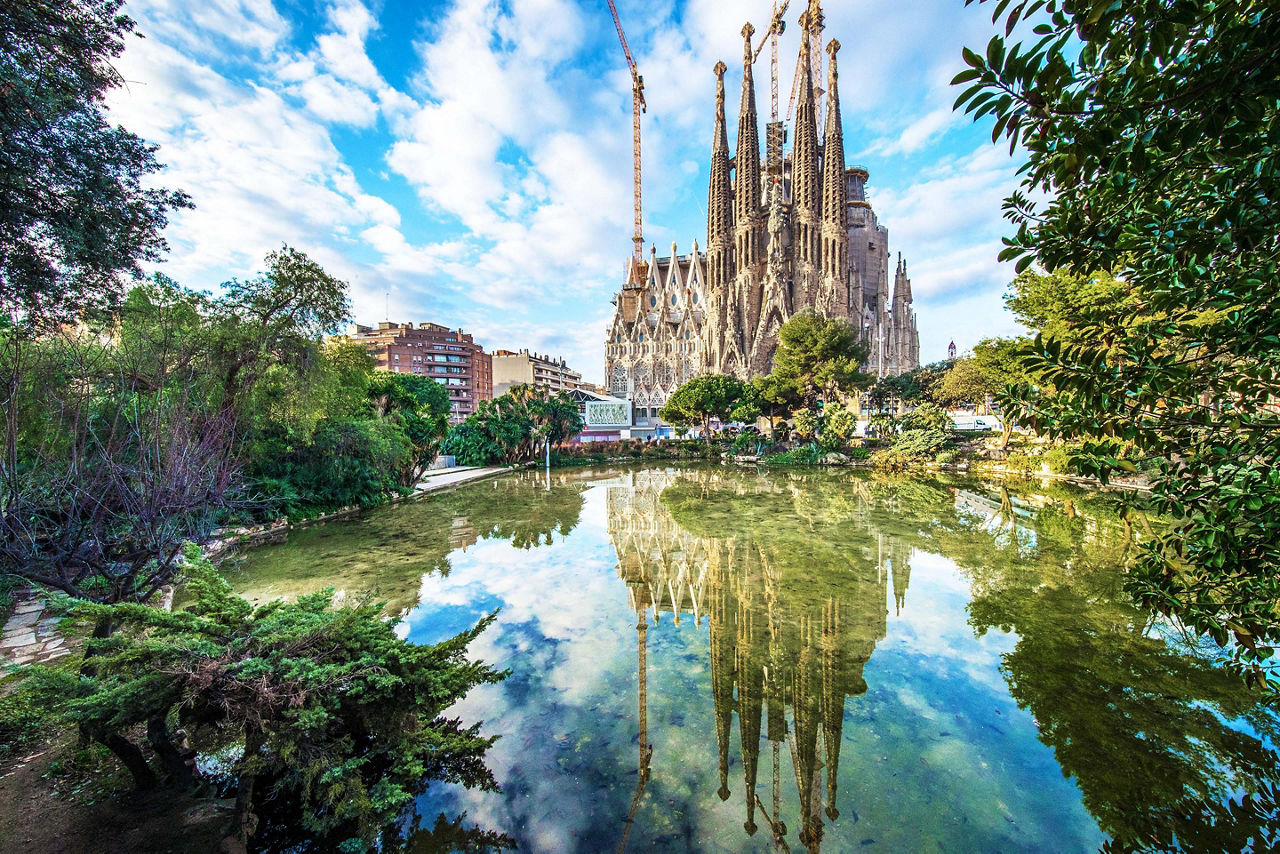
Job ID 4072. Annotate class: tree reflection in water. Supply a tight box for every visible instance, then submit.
[234,465,1280,852]
[604,467,1280,853]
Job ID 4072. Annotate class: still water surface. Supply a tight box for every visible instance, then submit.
[232,465,1280,852]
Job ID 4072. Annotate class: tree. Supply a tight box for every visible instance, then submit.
[769,312,872,408]
[0,0,189,329]
[1005,268,1130,345]
[26,548,505,851]
[899,402,950,433]
[823,401,860,441]
[749,373,796,433]
[0,248,359,601]
[368,372,451,485]
[659,374,748,442]
[441,386,583,466]
[957,1,1280,685]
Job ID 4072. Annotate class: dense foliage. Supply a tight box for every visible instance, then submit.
[25,548,505,851]
[0,0,189,329]
[958,0,1280,684]
[1,250,449,601]
[442,385,582,466]
[658,374,752,441]
[769,311,871,408]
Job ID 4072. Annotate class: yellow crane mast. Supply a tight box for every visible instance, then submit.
[752,0,791,123]
[786,0,826,126]
[607,0,647,277]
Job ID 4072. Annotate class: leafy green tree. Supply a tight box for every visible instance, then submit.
[899,402,950,433]
[790,407,820,440]
[957,1,1280,684]
[441,386,583,465]
[1005,268,1130,345]
[749,373,796,433]
[934,338,1030,410]
[659,374,748,442]
[769,312,872,408]
[26,548,505,851]
[0,0,189,329]
[932,356,988,408]
[824,401,860,441]
[368,372,451,485]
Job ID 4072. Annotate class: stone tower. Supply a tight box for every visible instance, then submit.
[603,11,922,422]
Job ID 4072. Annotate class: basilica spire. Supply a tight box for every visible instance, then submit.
[790,32,822,283]
[735,24,764,271]
[708,61,735,290]
[820,39,848,286]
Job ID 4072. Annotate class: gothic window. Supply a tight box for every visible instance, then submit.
[656,359,674,389]
[692,292,699,304]
[610,363,628,395]
[635,362,652,384]
[649,295,657,307]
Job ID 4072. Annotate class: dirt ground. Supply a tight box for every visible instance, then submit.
[0,743,227,853]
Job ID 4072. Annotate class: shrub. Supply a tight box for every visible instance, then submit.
[935,450,958,465]
[24,548,505,850]
[1042,446,1074,474]
[847,447,871,461]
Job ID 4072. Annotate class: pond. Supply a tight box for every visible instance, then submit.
[229,464,1280,852]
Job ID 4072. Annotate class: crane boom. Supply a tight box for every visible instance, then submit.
[607,0,646,268]
[786,0,825,124]
[751,0,789,122]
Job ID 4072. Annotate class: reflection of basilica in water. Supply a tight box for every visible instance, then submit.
[605,468,914,851]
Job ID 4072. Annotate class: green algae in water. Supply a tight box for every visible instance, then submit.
[231,464,1280,852]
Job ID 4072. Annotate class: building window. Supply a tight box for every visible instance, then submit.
[393,354,400,361]
[649,295,657,307]
[447,345,463,351]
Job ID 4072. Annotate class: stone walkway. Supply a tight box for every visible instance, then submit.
[413,465,510,495]
[1,589,71,669]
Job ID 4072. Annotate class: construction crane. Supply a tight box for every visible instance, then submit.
[607,0,646,275]
[752,0,791,123]
[785,0,826,126]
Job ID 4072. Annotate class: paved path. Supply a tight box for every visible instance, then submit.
[1,589,71,670]
[413,465,510,495]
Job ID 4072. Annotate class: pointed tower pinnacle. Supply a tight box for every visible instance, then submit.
[708,61,735,291]
[734,23,764,272]
[820,38,848,286]
[790,31,822,287]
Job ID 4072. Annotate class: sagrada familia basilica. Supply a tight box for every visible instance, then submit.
[605,17,921,411]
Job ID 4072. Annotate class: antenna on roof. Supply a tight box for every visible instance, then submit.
[385,291,390,322]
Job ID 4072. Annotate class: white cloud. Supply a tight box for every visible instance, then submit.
[106,0,1029,381]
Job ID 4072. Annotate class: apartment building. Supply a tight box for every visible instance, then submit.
[491,348,583,397]
[348,322,492,422]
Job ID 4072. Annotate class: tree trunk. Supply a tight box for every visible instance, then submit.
[147,714,196,789]
[100,731,159,789]
[222,727,264,852]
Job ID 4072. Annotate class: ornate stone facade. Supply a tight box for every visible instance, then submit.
[605,23,920,416]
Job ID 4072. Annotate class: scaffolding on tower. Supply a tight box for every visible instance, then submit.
[752,0,791,179]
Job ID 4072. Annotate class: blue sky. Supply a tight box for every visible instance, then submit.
[108,0,1027,384]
